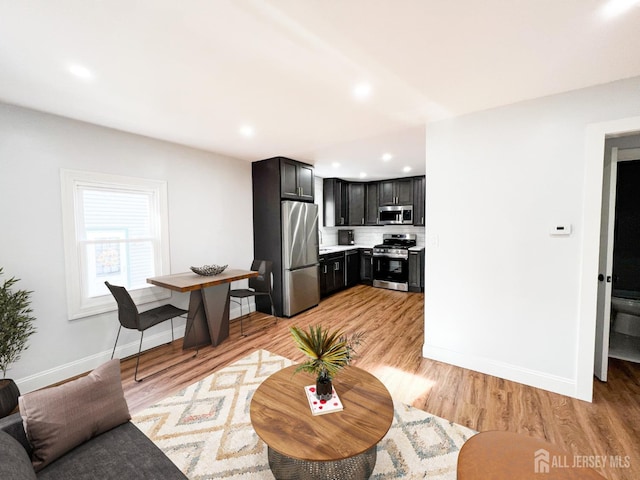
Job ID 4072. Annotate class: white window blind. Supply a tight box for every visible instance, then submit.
[61,170,171,319]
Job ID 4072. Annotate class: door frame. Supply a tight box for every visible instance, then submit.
[577,116,640,401]
[594,147,620,381]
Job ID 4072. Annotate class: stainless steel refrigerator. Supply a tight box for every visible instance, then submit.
[281,200,320,316]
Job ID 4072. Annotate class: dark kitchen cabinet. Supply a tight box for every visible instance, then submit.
[324,175,424,227]
[281,157,314,202]
[378,180,394,206]
[323,178,348,227]
[319,256,328,295]
[331,254,345,292]
[319,252,345,297]
[408,248,425,292]
[379,178,413,206]
[252,156,315,316]
[413,176,426,226]
[345,249,359,287]
[365,182,379,225]
[359,248,373,284]
[347,183,366,226]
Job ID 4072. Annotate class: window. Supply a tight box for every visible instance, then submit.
[61,170,170,319]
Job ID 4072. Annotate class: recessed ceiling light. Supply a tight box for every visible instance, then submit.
[353,82,372,100]
[359,172,367,178]
[68,64,93,79]
[402,166,412,173]
[239,125,254,137]
[332,162,341,168]
[382,153,393,162]
[602,0,640,18]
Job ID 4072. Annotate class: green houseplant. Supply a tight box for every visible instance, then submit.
[0,267,36,417]
[290,325,364,400]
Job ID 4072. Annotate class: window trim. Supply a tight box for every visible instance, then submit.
[61,169,171,320]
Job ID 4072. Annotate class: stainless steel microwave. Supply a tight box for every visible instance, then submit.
[378,205,413,225]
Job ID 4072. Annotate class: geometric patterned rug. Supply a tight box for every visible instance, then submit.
[132,350,476,479]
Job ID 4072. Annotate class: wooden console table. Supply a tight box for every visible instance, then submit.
[147,269,258,348]
[250,365,394,479]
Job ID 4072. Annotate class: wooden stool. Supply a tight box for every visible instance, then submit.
[457,431,606,479]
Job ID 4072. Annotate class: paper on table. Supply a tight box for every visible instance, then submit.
[304,385,344,416]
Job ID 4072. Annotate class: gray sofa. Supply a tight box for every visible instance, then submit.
[0,359,187,480]
[0,412,187,479]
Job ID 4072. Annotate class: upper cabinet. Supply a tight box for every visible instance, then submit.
[280,157,314,202]
[347,183,366,226]
[323,175,425,227]
[253,156,315,203]
[378,178,413,206]
[365,182,379,225]
[323,178,347,227]
[413,176,426,226]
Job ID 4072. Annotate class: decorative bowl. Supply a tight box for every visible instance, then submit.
[190,264,228,276]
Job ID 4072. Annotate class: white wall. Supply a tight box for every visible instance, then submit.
[424,76,640,400]
[0,103,253,392]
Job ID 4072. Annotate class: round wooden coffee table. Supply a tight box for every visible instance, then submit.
[250,365,394,480]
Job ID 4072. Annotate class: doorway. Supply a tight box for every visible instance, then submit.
[594,138,640,382]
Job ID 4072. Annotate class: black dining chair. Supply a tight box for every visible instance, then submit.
[229,259,278,336]
[105,281,192,382]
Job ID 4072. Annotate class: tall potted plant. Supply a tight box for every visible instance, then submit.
[290,325,364,401]
[0,267,36,417]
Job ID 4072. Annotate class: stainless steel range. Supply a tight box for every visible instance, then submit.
[373,233,417,291]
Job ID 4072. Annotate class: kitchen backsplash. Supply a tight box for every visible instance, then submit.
[320,226,425,247]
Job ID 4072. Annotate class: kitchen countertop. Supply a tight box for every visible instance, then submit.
[318,244,375,254]
[318,244,424,254]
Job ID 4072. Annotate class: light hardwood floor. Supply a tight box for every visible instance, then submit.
[119,284,640,480]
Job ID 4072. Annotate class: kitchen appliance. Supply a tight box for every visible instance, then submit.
[378,205,413,225]
[281,201,320,316]
[338,229,355,245]
[373,233,417,291]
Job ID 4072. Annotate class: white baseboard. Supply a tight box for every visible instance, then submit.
[422,343,580,400]
[16,326,181,394]
[16,300,256,394]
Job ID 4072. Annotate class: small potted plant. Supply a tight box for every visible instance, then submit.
[290,325,364,401]
[0,267,36,418]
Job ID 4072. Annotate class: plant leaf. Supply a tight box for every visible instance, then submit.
[0,268,37,378]
[290,325,360,380]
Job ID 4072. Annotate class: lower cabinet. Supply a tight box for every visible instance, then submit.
[359,248,373,284]
[320,247,420,296]
[320,253,345,297]
[345,249,359,287]
[408,249,425,292]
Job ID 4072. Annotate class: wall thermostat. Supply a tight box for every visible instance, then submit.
[550,224,572,236]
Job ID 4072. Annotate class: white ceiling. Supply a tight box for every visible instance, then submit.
[1,0,640,180]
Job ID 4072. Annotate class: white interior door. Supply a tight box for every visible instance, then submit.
[594,148,618,381]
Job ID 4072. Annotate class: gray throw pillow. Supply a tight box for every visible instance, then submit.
[18,359,131,472]
[0,430,37,479]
